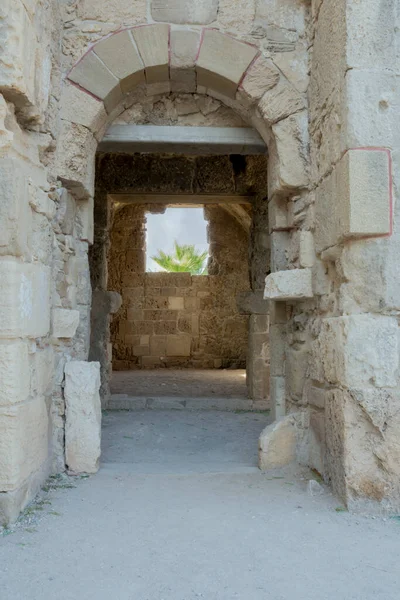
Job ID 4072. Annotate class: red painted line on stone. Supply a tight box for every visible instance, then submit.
[195,28,206,63]
[65,78,104,103]
[237,51,261,90]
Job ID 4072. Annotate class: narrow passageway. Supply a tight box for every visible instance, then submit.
[102,409,270,473]
[110,369,247,398]
[1,408,399,600]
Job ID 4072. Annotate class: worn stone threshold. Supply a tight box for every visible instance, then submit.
[108,395,270,412]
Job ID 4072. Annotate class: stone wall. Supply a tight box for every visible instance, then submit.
[272,0,400,513]
[108,204,250,370]
[0,0,93,524]
[2,0,400,523]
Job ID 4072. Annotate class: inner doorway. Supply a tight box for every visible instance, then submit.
[90,150,270,410]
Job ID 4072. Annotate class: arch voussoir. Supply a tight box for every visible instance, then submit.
[60,23,310,202]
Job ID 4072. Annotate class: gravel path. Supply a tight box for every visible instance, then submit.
[1,410,400,600]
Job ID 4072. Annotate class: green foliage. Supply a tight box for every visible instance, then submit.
[151,240,208,275]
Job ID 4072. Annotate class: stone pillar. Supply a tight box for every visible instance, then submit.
[236,291,270,401]
[89,290,122,408]
[65,361,101,474]
[310,0,400,511]
[244,196,271,402]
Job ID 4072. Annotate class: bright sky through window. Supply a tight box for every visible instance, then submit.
[146,207,208,272]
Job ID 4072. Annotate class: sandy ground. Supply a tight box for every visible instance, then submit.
[110,369,248,398]
[1,410,400,600]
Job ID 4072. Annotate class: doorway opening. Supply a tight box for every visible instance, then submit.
[89,151,270,409]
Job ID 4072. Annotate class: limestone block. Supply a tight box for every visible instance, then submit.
[346,70,400,150]
[269,324,286,377]
[0,95,13,154]
[236,291,269,315]
[56,188,76,235]
[28,183,55,220]
[77,0,147,23]
[273,42,309,95]
[196,29,259,99]
[269,301,287,325]
[255,0,306,35]
[310,315,399,389]
[166,334,191,356]
[271,111,309,193]
[151,0,218,24]
[76,196,94,244]
[0,341,30,406]
[0,462,47,526]
[264,269,313,301]
[170,28,200,93]
[270,231,289,272]
[52,308,80,339]
[259,416,296,470]
[68,51,123,113]
[0,396,48,491]
[0,260,50,338]
[338,149,391,238]
[247,357,270,401]
[56,122,97,199]
[306,384,327,410]
[131,24,170,84]
[0,158,31,258]
[270,375,286,420]
[93,30,145,94]
[258,80,305,125]
[268,197,288,232]
[33,346,54,396]
[237,56,280,108]
[286,346,308,401]
[345,0,396,69]
[30,211,53,265]
[218,0,256,32]
[299,231,315,268]
[316,149,392,252]
[168,297,184,310]
[0,0,36,109]
[60,83,108,134]
[65,361,101,474]
[314,168,337,253]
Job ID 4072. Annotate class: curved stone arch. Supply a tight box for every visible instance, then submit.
[57,24,310,417]
[57,24,309,202]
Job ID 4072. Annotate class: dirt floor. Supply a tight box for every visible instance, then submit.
[110,369,248,398]
[1,410,400,600]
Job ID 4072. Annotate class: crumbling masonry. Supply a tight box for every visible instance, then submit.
[0,0,400,523]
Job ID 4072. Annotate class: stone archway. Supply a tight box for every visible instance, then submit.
[56,23,311,420]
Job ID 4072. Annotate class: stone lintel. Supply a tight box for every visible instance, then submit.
[99,125,267,155]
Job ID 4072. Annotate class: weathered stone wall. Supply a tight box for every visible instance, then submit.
[0,0,95,524]
[3,0,400,522]
[61,0,309,93]
[109,204,249,370]
[290,0,400,512]
[0,0,309,523]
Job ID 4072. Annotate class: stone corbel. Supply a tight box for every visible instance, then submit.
[264,268,313,301]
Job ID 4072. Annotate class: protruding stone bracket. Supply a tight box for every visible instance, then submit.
[236,291,269,315]
[264,268,313,302]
